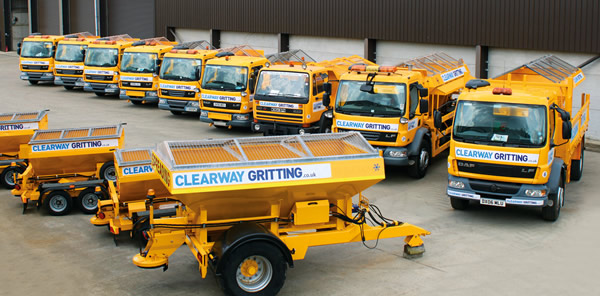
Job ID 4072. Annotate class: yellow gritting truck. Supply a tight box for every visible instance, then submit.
[132,133,430,295]
[12,124,125,215]
[199,45,269,129]
[253,53,376,135]
[0,110,48,189]
[331,53,473,178]
[446,55,589,221]
[18,33,65,85]
[83,34,139,96]
[119,37,177,105]
[157,41,218,115]
[91,147,175,240]
[53,32,99,90]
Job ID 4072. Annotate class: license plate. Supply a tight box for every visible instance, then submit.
[271,108,284,113]
[184,106,197,112]
[130,82,141,86]
[75,81,85,86]
[213,121,227,126]
[480,198,506,207]
[214,102,226,108]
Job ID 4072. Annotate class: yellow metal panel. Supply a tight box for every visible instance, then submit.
[127,90,145,97]
[127,201,147,217]
[292,200,329,225]
[208,112,232,121]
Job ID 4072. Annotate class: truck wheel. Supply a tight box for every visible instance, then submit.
[221,242,287,296]
[570,138,585,181]
[409,140,431,179]
[44,190,73,216]
[29,80,38,85]
[94,92,105,96]
[450,198,469,210]
[0,166,24,189]
[170,110,183,115]
[542,174,564,221]
[77,188,102,214]
[100,162,116,182]
[64,85,74,90]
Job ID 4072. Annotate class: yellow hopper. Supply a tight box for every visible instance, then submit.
[0,110,48,188]
[134,132,430,295]
[12,124,125,215]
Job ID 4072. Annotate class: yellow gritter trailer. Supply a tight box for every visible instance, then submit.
[133,132,430,295]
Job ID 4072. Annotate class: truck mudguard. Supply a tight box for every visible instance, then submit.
[211,222,294,276]
[407,127,431,156]
[547,158,566,195]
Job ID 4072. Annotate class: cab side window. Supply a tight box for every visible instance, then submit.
[249,66,262,94]
[409,83,419,118]
[313,73,328,96]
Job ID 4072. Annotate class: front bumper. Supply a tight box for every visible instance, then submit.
[54,76,85,87]
[158,99,200,113]
[446,175,548,207]
[201,111,252,128]
[120,90,159,103]
[251,121,318,135]
[20,71,54,82]
[377,146,410,166]
[83,82,120,94]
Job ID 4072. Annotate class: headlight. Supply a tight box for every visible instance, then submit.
[120,90,126,95]
[54,77,61,81]
[234,114,249,121]
[298,129,305,135]
[159,99,167,104]
[77,78,83,82]
[147,91,158,97]
[201,110,208,117]
[43,72,53,77]
[525,189,546,197]
[84,82,91,87]
[448,180,465,189]
[188,101,199,108]
[108,84,119,88]
[324,110,333,119]
[389,150,407,158]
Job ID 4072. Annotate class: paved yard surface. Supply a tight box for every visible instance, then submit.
[1,53,599,296]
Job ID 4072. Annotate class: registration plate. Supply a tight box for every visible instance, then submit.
[214,102,227,108]
[480,198,506,207]
[130,82,141,86]
[271,108,285,113]
[184,106,197,112]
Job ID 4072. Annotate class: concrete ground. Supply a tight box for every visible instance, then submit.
[1,52,599,296]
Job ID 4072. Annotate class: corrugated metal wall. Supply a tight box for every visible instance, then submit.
[155,0,600,54]
[37,0,59,35]
[107,0,155,38]
[69,0,94,34]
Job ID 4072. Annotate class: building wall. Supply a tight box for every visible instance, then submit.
[37,0,59,35]
[289,35,363,62]
[220,31,278,55]
[107,0,155,39]
[172,28,210,43]
[377,41,476,70]
[69,0,94,34]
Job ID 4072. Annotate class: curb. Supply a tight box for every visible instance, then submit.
[585,138,600,153]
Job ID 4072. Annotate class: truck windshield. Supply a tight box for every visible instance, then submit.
[453,101,547,147]
[160,57,201,81]
[85,48,118,67]
[121,52,158,73]
[201,65,248,91]
[20,41,54,58]
[55,44,86,62]
[255,71,309,100]
[335,80,406,117]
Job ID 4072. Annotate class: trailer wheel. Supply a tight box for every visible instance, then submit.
[409,140,431,179]
[94,92,105,97]
[450,198,469,210]
[100,162,117,182]
[570,138,585,181]
[542,173,564,222]
[77,188,102,214]
[0,166,24,189]
[44,190,73,216]
[221,242,287,296]
[64,86,74,90]
[29,80,38,85]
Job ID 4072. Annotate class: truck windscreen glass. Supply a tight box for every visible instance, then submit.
[255,71,310,100]
[335,81,406,117]
[201,65,248,91]
[55,44,86,62]
[120,52,158,73]
[160,57,201,81]
[453,101,547,148]
[84,48,118,67]
[20,41,54,58]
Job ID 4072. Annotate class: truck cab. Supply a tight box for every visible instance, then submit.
[332,53,473,178]
[157,41,217,115]
[18,33,65,85]
[53,32,98,90]
[119,37,177,105]
[199,45,268,129]
[447,55,589,221]
[83,34,138,96]
[253,53,375,135]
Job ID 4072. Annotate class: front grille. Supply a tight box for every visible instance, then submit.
[27,73,43,78]
[62,77,78,83]
[255,111,303,122]
[57,69,82,75]
[86,75,113,81]
[91,83,107,89]
[337,128,397,142]
[469,179,521,194]
[167,100,189,108]
[122,81,152,88]
[457,160,537,178]
[161,89,195,97]
[478,193,509,200]
[203,100,241,110]
[22,65,48,70]
[255,106,303,114]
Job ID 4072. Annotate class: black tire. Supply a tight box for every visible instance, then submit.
[94,92,105,96]
[77,188,102,214]
[542,173,564,221]
[44,190,73,216]
[408,140,431,179]
[170,110,183,115]
[99,161,116,182]
[64,85,74,90]
[131,100,143,105]
[220,242,287,296]
[570,138,584,181]
[29,80,39,85]
[450,198,469,210]
[0,166,24,189]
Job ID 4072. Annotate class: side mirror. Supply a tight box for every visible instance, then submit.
[562,121,572,140]
[558,109,570,121]
[418,84,428,97]
[419,99,429,114]
[433,110,443,130]
[360,84,374,93]
[323,93,330,107]
[323,82,332,95]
